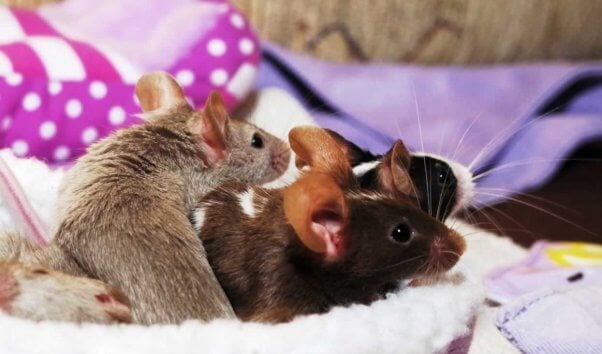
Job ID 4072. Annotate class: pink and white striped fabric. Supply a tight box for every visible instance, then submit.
[0,0,260,165]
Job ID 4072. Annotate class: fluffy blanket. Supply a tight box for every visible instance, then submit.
[0,269,480,354]
[0,88,528,353]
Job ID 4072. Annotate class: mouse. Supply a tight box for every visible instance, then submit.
[324,129,475,221]
[21,71,291,325]
[192,126,466,323]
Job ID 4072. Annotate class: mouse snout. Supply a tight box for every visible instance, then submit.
[270,144,291,175]
[426,230,466,273]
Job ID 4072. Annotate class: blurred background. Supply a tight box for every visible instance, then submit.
[2,0,601,246]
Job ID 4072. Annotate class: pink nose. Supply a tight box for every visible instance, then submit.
[430,236,446,255]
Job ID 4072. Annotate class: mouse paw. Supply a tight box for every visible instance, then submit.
[0,262,131,324]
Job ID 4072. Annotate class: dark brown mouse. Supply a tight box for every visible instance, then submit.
[193,126,466,323]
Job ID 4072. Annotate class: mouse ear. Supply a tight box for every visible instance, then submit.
[323,129,374,166]
[379,140,415,196]
[189,91,230,168]
[135,71,191,113]
[289,126,355,187]
[283,173,349,261]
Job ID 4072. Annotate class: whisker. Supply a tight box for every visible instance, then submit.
[475,202,540,242]
[474,207,505,235]
[374,255,427,272]
[437,118,450,157]
[474,191,598,236]
[411,80,432,216]
[450,109,485,162]
[472,157,602,181]
[467,104,565,172]
[476,187,571,211]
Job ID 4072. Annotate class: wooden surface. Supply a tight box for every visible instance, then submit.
[233,0,602,64]
[5,0,602,64]
[1,0,53,8]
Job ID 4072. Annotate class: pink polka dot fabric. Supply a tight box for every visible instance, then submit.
[0,1,260,165]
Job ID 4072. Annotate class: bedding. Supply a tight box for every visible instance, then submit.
[496,285,602,353]
[485,241,602,304]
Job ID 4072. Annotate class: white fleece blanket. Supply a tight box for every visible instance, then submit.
[0,88,527,354]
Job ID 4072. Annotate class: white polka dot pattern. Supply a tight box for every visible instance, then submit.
[239,38,254,55]
[22,93,41,111]
[65,99,83,118]
[81,127,98,144]
[230,13,245,29]
[210,69,228,86]
[207,39,227,57]
[1,116,11,131]
[89,81,107,99]
[176,70,195,87]
[108,106,126,125]
[39,121,56,140]
[11,140,28,157]
[48,81,62,95]
[0,5,260,165]
[53,146,70,161]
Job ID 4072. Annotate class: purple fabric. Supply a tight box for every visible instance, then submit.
[485,241,602,304]
[496,285,602,353]
[257,44,602,204]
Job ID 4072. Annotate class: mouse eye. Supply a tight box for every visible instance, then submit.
[391,223,413,243]
[438,170,449,185]
[251,133,264,148]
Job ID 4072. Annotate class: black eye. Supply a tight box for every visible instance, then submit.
[438,170,448,185]
[391,223,412,243]
[251,133,263,148]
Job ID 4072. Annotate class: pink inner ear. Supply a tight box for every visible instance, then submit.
[310,211,346,260]
[198,115,228,167]
[379,162,396,193]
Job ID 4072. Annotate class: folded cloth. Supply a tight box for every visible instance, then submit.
[496,285,602,353]
[257,44,602,205]
[485,241,602,304]
[0,0,259,164]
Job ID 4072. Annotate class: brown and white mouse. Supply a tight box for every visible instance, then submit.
[20,71,291,325]
[193,126,466,323]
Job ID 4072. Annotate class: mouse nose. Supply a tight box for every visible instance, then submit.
[427,232,466,273]
[429,236,446,257]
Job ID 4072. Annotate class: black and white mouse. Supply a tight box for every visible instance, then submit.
[325,129,474,220]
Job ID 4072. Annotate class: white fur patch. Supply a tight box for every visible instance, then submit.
[352,160,380,178]
[191,207,206,232]
[238,189,256,218]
